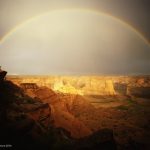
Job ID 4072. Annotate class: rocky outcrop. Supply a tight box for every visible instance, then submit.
[26,86,92,138]
[21,103,52,129]
[0,69,7,82]
[34,87,59,104]
[20,83,38,90]
[126,76,150,98]
[8,75,150,98]
[127,87,150,98]
[0,79,53,149]
[8,76,117,96]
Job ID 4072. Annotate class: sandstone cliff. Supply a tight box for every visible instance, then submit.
[8,75,150,98]
[7,76,117,96]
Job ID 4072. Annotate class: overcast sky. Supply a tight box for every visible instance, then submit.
[0,0,150,75]
[0,0,150,41]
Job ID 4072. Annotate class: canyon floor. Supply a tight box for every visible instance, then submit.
[0,75,150,150]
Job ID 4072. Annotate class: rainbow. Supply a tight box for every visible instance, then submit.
[0,8,149,46]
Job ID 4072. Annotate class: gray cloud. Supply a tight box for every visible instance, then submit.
[0,10,149,75]
[0,0,150,41]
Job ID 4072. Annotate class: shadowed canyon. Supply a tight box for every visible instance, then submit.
[0,72,150,150]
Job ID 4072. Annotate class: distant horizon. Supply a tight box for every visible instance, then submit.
[7,73,150,77]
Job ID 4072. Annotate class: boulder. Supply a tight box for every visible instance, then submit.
[0,70,7,82]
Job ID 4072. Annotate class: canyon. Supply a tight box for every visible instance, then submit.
[7,75,150,97]
[0,74,150,150]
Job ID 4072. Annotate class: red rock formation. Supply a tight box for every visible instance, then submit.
[27,87,92,138]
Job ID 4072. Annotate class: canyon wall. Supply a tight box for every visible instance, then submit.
[7,75,150,97]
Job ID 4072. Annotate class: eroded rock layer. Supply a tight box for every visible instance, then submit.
[1,74,150,150]
[8,75,150,98]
